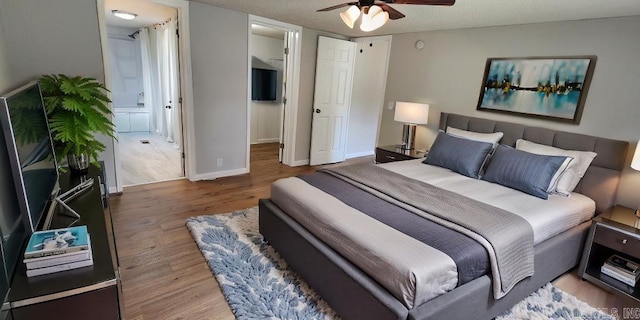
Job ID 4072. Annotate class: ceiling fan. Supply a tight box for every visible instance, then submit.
[318,0,455,31]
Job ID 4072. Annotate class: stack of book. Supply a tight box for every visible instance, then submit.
[601,254,640,286]
[23,225,93,277]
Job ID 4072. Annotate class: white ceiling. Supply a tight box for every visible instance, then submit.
[252,25,285,40]
[193,0,640,37]
[105,0,177,28]
[106,0,284,39]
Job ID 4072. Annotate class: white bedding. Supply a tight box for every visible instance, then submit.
[380,159,596,245]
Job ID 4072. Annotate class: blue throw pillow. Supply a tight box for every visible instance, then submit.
[481,145,569,199]
[423,133,494,179]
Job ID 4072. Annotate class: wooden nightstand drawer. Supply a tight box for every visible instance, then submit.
[375,146,426,164]
[594,225,640,259]
[376,149,414,163]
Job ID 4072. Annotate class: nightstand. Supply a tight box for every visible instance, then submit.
[375,145,427,163]
[578,205,640,303]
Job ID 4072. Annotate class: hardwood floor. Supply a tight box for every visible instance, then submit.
[110,143,630,319]
[111,143,331,319]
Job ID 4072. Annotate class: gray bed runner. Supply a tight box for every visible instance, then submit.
[299,172,490,285]
[320,163,534,299]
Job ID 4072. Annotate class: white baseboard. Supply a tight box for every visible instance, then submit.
[290,159,309,167]
[346,150,374,159]
[108,186,119,194]
[193,167,249,181]
[250,138,280,145]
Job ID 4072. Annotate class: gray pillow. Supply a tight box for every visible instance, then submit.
[423,133,494,179]
[481,145,569,199]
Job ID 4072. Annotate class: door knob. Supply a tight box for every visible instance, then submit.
[315,109,321,113]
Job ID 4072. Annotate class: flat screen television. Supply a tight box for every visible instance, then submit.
[251,68,277,101]
[0,81,59,234]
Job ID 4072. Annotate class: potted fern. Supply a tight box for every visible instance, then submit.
[39,74,115,172]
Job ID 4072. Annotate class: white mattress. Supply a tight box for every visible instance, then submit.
[379,159,596,245]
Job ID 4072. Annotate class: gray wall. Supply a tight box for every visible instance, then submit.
[0,0,20,248]
[381,16,640,208]
[0,8,12,93]
[190,2,248,175]
[0,0,116,189]
[346,36,391,158]
[0,0,104,82]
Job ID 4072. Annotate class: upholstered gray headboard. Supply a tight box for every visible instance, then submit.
[439,113,629,213]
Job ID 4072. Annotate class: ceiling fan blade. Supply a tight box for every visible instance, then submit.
[376,3,406,20]
[317,2,358,12]
[385,0,455,5]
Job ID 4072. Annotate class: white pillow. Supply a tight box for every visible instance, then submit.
[515,139,597,196]
[546,157,573,193]
[446,127,504,145]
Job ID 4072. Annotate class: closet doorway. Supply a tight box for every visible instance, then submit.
[248,16,302,168]
[250,24,286,164]
[103,0,185,186]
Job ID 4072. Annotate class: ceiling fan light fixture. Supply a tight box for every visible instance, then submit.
[360,5,389,32]
[340,5,361,29]
[112,10,138,20]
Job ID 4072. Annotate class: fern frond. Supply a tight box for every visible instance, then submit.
[40,74,115,164]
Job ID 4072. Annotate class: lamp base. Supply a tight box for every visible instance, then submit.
[400,124,417,150]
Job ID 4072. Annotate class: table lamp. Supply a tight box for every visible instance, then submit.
[632,139,640,217]
[394,102,429,150]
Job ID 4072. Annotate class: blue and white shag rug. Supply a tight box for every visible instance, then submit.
[186,207,613,320]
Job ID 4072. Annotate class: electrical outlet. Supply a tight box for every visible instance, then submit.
[216,158,223,168]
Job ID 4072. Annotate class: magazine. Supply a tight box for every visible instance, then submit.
[24,225,90,259]
[25,236,92,269]
[26,251,93,277]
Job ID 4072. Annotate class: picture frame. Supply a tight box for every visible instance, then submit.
[476,56,596,124]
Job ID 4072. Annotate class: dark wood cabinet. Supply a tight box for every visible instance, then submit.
[7,165,121,319]
[578,205,640,303]
[375,145,427,163]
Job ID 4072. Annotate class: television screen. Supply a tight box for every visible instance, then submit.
[0,81,59,233]
[252,68,277,101]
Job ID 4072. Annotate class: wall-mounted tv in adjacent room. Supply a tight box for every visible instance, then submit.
[251,68,277,101]
[0,81,60,234]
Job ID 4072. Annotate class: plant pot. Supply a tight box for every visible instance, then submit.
[67,152,90,174]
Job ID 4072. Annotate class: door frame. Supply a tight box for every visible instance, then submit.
[247,15,302,168]
[97,0,195,192]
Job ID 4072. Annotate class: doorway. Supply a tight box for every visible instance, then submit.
[249,24,285,164]
[247,16,302,168]
[100,0,190,188]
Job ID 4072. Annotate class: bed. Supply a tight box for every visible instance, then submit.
[259,113,629,320]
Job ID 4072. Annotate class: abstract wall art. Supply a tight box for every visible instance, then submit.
[477,56,596,123]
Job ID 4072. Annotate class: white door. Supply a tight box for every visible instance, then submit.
[278,33,290,163]
[309,36,356,165]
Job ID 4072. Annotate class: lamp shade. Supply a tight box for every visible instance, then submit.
[394,102,429,124]
[632,139,640,171]
[360,5,389,32]
[340,6,361,29]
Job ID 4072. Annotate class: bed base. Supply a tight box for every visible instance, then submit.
[259,198,590,320]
